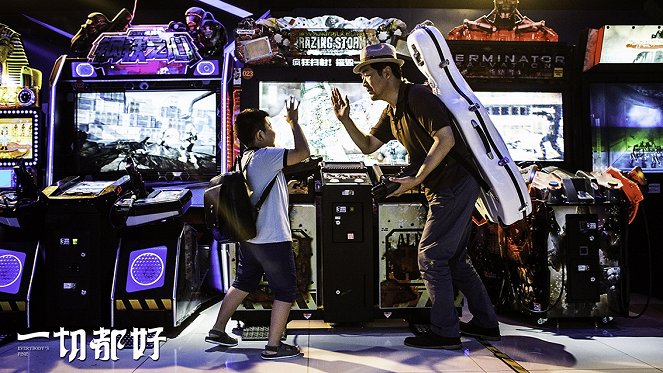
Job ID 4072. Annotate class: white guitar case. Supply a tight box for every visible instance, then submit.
[406,24,532,225]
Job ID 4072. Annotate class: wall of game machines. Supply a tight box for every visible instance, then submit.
[580,25,663,301]
[232,15,535,324]
[229,13,661,323]
[264,7,663,308]
[0,3,661,329]
[0,10,231,331]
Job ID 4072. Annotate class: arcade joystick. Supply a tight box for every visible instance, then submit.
[13,161,39,200]
[371,177,400,201]
[113,156,191,228]
[371,163,419,201]
[124,156,148,199]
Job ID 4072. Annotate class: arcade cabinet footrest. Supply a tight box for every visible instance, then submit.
[240,326,287,341]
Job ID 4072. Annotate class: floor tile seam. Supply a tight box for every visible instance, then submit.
[593,336,661,369]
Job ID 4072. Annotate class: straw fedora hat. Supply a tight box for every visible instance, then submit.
[353,43,405,74]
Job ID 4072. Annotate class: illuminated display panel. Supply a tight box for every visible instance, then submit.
[75,90,218,181]
[475,91,565,163]
[0,109,39,167]
[257,81,408,165]
[590,82,663,173]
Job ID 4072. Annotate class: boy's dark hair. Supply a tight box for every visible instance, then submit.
[370,62,403,79]
[234,108,268,147]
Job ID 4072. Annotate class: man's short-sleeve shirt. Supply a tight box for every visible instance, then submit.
[369,83,471,196]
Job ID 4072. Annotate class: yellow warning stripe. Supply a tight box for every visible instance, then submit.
[115,299,173,311]
[0,301,27,312]
[128,299,141,310]
[145,299,158,310]
[479,339,529,373]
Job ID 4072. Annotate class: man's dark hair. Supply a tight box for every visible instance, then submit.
[234,108,268,147]
[370,62,403,79]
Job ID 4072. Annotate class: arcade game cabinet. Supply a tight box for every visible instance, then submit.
[372,164,432,324]
[110,159,208,329]
[230,15,414,328]
[0,23,44,330]
[41,8,228,329]
[583,25,663,299]
[501,166,636,321]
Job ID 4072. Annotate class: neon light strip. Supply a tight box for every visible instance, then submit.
[196,0,252,18]
[22,15,74,39]
[46,56,66,185]
[220,43,235,174]
[257,10,271,20]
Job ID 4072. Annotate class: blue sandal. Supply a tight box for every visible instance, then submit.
[260,342,301,360]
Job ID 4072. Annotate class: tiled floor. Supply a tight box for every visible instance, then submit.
[1,295,662,372]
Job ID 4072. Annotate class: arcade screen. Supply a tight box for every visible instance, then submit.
[474,91,565,163]
[257,81,408,165]
[0,110,38,167]
[75,90,218,181]
[590,82,663,173]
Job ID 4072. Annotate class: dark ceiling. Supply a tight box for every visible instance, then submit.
[2,0,658,38]
[2,0,654,13]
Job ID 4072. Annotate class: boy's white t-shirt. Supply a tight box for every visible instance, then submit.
[241,147,291,244]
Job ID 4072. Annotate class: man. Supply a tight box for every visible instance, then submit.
[330,43,500,350]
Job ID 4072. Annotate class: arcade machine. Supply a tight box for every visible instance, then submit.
[0,162,42,331]
[319,161,374,323]
[47,8,226,205]
[41,8,228,328]
[470,98,636,320]
[487,165,635,322]
[39,174,132,328]
[109,158,209,329]
[0,23,45,331]
[582,24,662,300]
[371,164,432,324]
[227,15,416,329]
[442,10,580,316]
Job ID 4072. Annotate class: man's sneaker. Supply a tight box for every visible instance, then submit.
[205,329,239,347]
[260,342,302,360]
[404,331,462,350]
[459,321,501,341]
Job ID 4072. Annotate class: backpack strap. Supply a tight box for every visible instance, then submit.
[239,149,279,212]
[255,176,278,212]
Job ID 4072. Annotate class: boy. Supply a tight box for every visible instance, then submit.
[206,97,310,359]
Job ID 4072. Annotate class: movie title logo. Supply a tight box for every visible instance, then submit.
[88,28,201,66]
[291,29,376,56]
[452,51,568,79]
